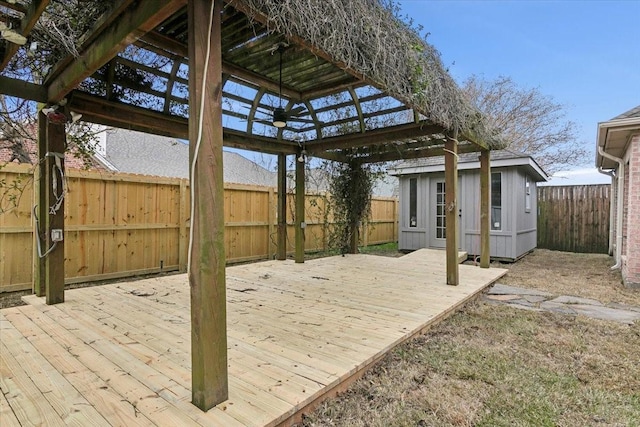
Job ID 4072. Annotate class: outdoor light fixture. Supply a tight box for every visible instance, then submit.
[0,22,27,45]
[272,107,287,128]
[41,106,56,115]
[297,149,307,163]
[70,111,82,123]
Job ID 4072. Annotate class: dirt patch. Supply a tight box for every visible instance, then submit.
[494,249,638,306]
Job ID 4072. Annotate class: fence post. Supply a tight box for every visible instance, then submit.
[178,179,188,272]
[268,187,276,259]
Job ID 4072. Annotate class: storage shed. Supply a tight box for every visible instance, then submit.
[391,150,548,261]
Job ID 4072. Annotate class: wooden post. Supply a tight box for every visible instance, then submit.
[34,111,47,297]
[276,153,287,260]
[480,150,491,268]
[295,154,305,263]
[188,0,228,410]
[45,117,66,304]
[444,134,459,285]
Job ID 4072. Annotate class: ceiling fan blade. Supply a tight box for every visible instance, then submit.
[288,106,307,116]
[287,117,321,124]
[241,105,273,115]
[253,119,275,125]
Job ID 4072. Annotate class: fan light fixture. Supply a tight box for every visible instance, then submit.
[271,44,287,128]
[272,107,287,128]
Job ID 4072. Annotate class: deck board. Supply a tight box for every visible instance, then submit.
[1,250,506,426]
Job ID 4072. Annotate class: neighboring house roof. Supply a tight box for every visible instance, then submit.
[106,129,398,195]
[290,167,399,198]
[389,149,548,182]
[596,105,640,169]
[0,133,106,170]
[103,128,276,187]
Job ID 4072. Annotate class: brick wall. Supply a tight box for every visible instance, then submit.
[622,135,640,288]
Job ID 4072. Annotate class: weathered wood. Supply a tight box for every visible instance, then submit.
[353,142,480,165]
[444,135,459,285]
[46,0,186,102]
[188,0,228,410]
[305,122,444,152]
[537,185,610,253]
[44,117,66,304]
[479,150,490,268]
[295,155,305,263]
[0,76,47,102]
[277,154,287,260]
[34,112,47,297]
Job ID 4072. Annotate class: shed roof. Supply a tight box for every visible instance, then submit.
[390,149,549,182]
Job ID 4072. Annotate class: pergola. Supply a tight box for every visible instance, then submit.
[0,0,500,411]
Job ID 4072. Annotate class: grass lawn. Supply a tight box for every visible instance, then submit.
[298,249,640,427]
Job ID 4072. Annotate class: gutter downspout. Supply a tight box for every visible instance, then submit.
[598,146,624,269]
[598,166,616,256]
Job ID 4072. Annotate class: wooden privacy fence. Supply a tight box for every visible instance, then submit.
[0,164,398,292]
[537,184,610,254]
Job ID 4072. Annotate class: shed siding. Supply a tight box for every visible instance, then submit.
[398,165,541,260]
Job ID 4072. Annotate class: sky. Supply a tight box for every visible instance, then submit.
[395,0,640,170]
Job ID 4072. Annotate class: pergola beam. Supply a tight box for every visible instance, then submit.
[0,0,49,71]
[0,76,47,102]
[68,92,299,154]
[351,142,480,164]
[306,122,445,152]
[46,0,187,103]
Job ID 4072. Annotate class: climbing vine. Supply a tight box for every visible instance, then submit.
[324,158,385,253]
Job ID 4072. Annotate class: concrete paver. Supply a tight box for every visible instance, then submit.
[484,284,640,324]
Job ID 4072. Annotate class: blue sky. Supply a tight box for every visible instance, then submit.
[396,0,640,168]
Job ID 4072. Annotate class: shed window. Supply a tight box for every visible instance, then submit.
[409,178,417,227]
[525,176,531,212]
[491,172,502,231]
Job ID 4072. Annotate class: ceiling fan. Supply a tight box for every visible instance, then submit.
[247,43,320,128]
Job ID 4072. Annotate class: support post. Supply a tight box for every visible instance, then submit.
[480,149,491,268]
[34,111,47,297]
[444,134,459,285]
[295,154,305,263]
[276,153,287,260]
[45,116,66,304]
[188,0,228,410]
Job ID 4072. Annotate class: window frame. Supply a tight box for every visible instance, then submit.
[491,171,502,231]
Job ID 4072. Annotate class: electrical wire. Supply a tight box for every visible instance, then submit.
[33,206,58,258]
[187,0,216,275]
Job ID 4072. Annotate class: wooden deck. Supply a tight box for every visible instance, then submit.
[1,250,506,426]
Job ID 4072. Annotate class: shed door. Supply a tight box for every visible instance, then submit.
[429,179,463,249]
